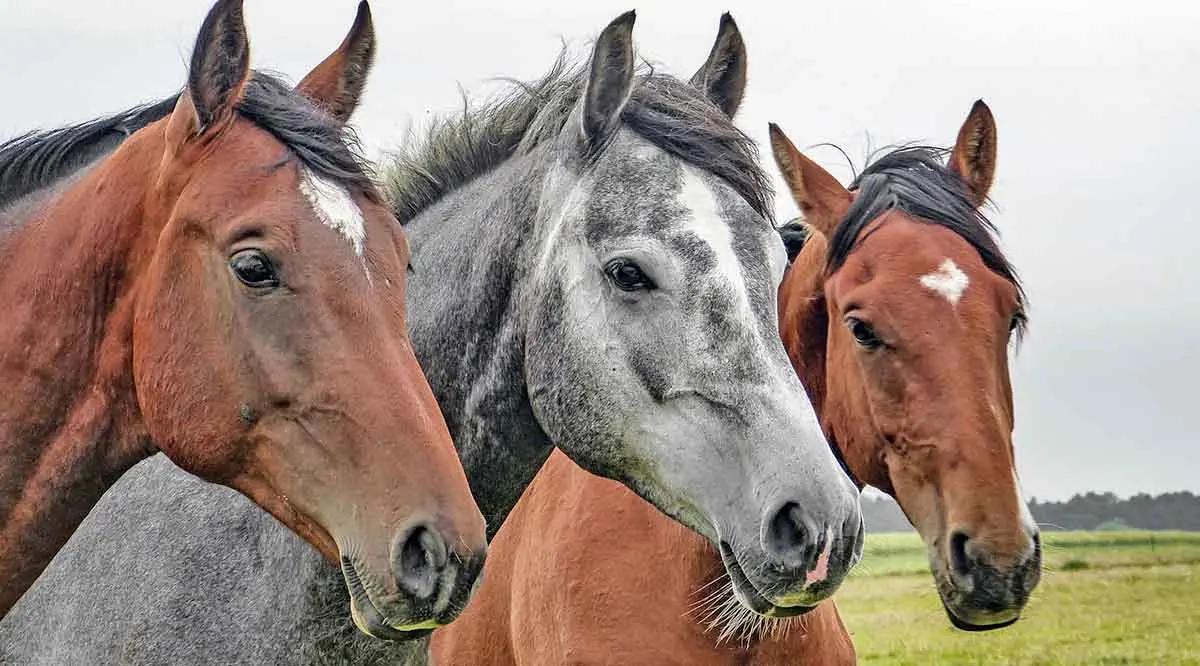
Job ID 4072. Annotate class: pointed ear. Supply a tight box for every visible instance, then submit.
[582,11,637,150]
[168,0,250,141]
[948,99,997,208]
[297,1,376,123]
[689,13,747,118]
[768,123,852,236]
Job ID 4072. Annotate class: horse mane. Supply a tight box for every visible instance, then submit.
[777,218,809,265]
[827,146,1027,329]
[382,51,773,225]
[0,71,375,211]
[0,98,176,209]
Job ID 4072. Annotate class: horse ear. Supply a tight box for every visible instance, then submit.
[768,123,851,236]
[948,100,997,208]
[689,13,747,118]
[582,11,637,149]
[168,0,250,143]
[297,1,376,123]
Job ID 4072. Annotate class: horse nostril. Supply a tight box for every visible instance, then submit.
[392,524,449,601]
[949,529,972,577]
[766,502,817,569]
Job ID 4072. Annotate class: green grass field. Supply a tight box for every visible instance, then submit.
[836,531,1200,665]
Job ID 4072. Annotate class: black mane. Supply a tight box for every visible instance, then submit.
[0,71,374,211]
[777,217,809,265]
[383,53,772,224]
[0,98,176,208]
[826,147,1026,314]
[237,74,374,194]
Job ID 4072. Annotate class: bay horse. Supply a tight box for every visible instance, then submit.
[430,101,1043,664]
[0,0,487,638]
[0,11,862,665]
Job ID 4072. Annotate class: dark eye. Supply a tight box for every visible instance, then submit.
[847,317,883,350]
[229,250,279,289]
[605,258,655,291]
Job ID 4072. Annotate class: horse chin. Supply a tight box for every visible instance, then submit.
[930,553,1028,632]
[933,566,1023,632]
[942,602,1021,632]
[718,542,817,619]
[342,556,440,641]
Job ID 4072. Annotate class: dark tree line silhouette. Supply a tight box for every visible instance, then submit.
[861,491,1200,533]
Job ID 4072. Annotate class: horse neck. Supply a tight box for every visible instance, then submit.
[403,148,557,536]
[0,130,161,611]
[780,231,884,494]
[779,234,832,419]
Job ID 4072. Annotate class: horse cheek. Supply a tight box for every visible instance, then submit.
[132,251,243,480]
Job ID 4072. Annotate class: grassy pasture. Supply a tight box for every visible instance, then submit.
[835,531,1200,665]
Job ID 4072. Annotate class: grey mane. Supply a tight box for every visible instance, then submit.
[384,52,773,224]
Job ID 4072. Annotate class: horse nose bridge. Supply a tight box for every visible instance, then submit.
[939,434,1027,534]
[908,355,1007,422]
[312,343,440,427]
[937,382,1015,449]
[732,389,854,514]
[296,355,481,537]
[737,377,827,443]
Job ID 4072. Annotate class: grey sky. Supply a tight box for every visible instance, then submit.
[1,0,1196,501]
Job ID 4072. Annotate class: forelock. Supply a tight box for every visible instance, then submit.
[826,146,1026,320]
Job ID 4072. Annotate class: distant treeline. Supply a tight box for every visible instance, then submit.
[861,491,1200,533]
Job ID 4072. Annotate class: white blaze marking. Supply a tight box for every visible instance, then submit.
[299,167,366,259]
[920,258,969,305]
[679,167,757,331]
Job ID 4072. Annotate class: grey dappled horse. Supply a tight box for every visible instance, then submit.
[0,12,861,665]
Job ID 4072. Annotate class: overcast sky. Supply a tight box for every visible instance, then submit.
[1,0,1196,501]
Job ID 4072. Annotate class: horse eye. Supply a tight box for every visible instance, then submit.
[229,250,280,289]
[847,317,883,351]
[605,258,655,292]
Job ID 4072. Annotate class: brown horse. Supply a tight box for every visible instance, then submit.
[431,101,1041,663]
[0,0,486,636]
